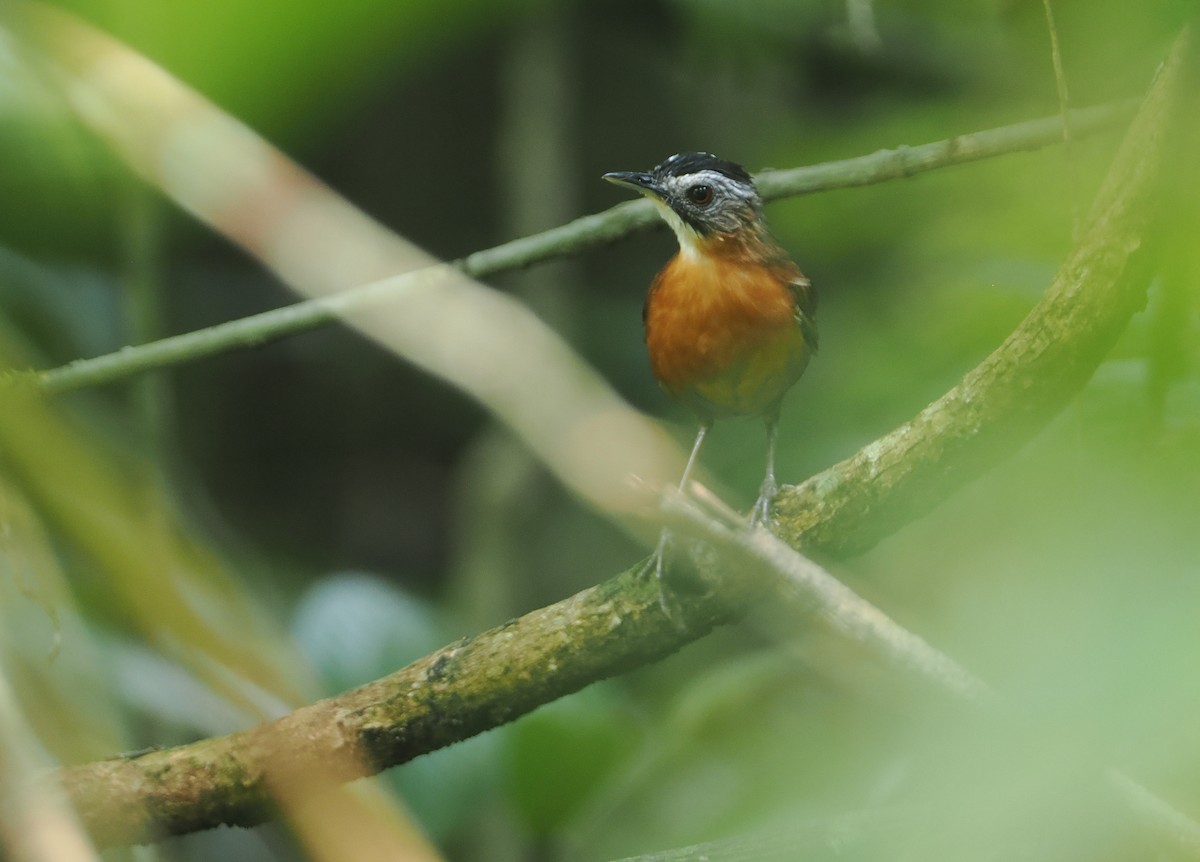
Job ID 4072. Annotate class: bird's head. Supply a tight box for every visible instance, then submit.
[603,152,763,256]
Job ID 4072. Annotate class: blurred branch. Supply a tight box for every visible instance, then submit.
[9,0,684,518]
[1109,771,1200,859]
[660,484,992,704]
[0,670,99,862]
[27,102,1131,397]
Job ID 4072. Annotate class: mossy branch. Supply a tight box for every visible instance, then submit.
[52,25,1195,850]
[772,84,1171,555]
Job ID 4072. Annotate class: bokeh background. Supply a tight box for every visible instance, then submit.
[1,1,1198,860]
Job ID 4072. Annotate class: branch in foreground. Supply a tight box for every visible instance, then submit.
[30,103,1129,397]
[662,485,992,705]
[662,489,1200,861]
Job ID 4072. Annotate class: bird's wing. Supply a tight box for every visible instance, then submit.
[786,270,818,353]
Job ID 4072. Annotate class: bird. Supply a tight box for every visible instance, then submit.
[603,152,817,587]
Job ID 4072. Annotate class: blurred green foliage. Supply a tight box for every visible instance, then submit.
[1,1,1199,860]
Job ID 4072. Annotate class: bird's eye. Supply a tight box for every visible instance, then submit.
[686,184,714,206]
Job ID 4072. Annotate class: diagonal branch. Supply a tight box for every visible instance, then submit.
[26,102,1130,397]
[59,560,728,848]
[772,78,1177,558]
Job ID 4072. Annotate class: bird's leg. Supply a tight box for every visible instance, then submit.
[750,412,780,529]
[678,421,711,494]
[639,422,711,615]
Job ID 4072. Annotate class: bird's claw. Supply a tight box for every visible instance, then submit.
[749,477,778,530]
[636,530,687,628]
[636,543,666,585]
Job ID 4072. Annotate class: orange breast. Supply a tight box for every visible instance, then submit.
[644,251,811,419]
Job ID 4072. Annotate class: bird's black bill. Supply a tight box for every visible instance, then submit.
[602,171,661,197]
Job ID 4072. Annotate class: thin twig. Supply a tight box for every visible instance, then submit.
[755,102,1127,200]
[28,103,1131,397]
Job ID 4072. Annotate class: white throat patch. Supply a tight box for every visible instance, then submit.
[649,198,702,259]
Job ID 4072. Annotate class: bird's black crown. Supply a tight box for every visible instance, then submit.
[655,152,752,186]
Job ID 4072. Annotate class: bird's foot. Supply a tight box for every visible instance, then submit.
[636,530,687,627]
[635,537,667,585]
[749,476,778,530]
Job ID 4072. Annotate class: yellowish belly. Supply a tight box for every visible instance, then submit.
[676,326,810,418]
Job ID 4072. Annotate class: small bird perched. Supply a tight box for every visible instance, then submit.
[604,152,817,582]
